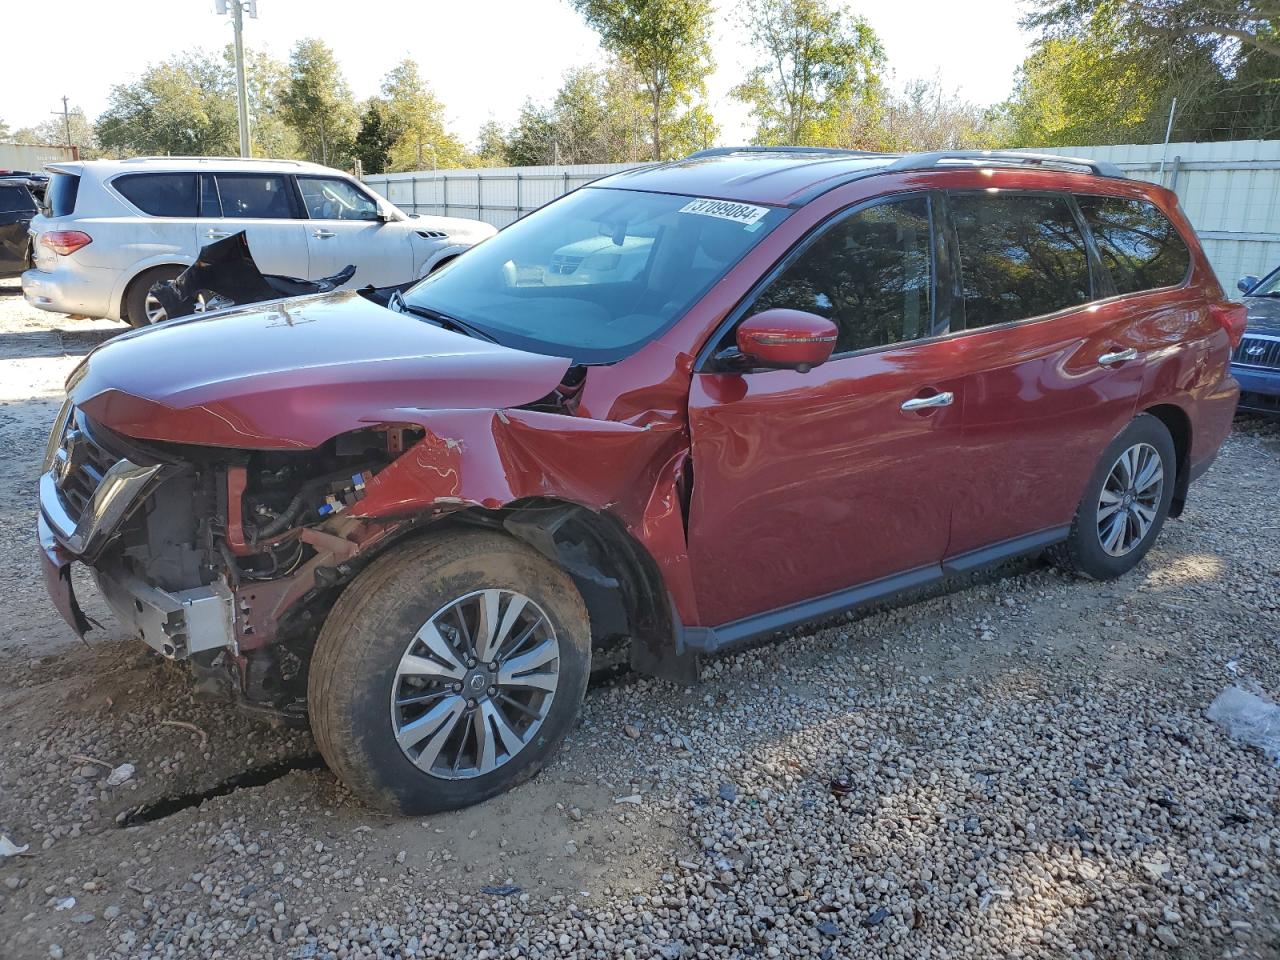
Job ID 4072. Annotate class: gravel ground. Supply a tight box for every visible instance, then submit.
[1,281,1279,960]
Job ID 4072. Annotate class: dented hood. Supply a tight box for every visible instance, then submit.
[68,290,572,449]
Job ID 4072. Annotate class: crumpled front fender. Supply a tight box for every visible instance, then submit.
[349,407,698,623]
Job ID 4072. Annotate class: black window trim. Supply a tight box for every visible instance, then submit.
[696,189,948,372]
[1072,191,1194,298]
[291,173,384,222]
[198,172,223,219]
[108,171,201,219]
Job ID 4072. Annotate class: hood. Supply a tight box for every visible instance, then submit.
[1244,295,1280,337]
[68,290,572,449]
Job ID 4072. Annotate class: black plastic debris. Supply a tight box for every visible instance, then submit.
[481,884,522,897]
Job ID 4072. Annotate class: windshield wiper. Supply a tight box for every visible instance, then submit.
[388,290,496,343]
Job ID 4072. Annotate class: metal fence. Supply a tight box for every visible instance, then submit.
[363,163,646,230]
[364,140,1280,289]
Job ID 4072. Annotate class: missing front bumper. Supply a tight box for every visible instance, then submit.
[94,569,236,659]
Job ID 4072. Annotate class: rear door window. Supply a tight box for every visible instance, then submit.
[1077,195,1190,293]
[213,174,296,219]
[949,192,1092,328]
[45,173,80,218]
[749,194,939,355]
[113,173,198,217]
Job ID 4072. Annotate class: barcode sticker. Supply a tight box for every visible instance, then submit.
[678,198,770,226]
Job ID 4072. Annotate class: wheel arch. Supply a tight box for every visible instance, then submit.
[471,498,678,678]
[1141,402,1192,517]
[117,259,190,323]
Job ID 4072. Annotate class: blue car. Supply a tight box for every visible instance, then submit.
[1233,268,1280,416]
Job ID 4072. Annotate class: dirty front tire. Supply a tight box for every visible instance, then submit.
[1049,413,1177,581]
[308,530,590,815]
[124,265,182,327]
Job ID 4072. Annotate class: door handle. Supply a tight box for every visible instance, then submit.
[900,391,954,412]
[204,229,232,239]
[1098,347,1138,365]
[313,229,336,239]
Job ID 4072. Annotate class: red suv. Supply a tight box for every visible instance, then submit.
[38,149,1243,813]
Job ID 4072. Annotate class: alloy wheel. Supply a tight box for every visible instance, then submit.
[390,589,560,779]
[1096,442,1164,557]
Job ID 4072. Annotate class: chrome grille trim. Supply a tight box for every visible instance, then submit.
[1233,334,1280,370]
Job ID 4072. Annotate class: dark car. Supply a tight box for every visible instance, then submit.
[1233,268,1280,415]
[0,178,39,280]
[38,148,1243,814]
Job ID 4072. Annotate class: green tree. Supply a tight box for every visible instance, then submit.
[474,119,509,166]
[282,38,359,167]
[570,0,715,160]
[97,50,239,156]
[354,102,394,174]
[0,117,10,140]
[1011,0,1280,143]
[379,59,470,170]
[732,0,885,147]
[504,99,558,166]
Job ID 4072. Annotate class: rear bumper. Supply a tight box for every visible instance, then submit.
[1231,363,1280,414]
[22,264,116,318]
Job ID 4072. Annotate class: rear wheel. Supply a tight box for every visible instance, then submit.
[1049,413,1177,580]
[308,530,590,814]
[124,265,182,326]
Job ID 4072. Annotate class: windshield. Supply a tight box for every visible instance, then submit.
[403,187,788,363]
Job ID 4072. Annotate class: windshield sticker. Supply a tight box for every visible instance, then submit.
[679,198,770,226]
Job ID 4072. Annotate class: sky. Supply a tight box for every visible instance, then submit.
[1,0,1034,146]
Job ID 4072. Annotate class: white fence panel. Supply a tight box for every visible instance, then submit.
[364,163,647,229]
[365,141,1280,289]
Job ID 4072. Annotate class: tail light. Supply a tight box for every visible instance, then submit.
[1211,302,1248,349]
[40,230,93,256]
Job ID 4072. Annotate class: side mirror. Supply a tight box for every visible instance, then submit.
[735,308,838,373]
[1238,275,1259,294]
[377,209,396,224]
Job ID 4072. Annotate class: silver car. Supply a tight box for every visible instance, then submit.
[23,156,495,325]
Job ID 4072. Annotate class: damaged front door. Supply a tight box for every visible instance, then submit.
[685,192,962,627]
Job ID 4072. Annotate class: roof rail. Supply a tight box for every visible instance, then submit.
[885,150,1125,179]
[119,156,307,165]
[685,145,887,160]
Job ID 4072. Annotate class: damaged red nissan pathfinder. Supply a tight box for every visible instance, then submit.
[38,149,1243,813]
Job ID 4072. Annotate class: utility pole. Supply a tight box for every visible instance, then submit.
[216,0,257,157]
[52,96,72,147]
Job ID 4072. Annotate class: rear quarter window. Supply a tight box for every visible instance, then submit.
[46,173,80,218]
[113,173,198,217]
[1077,195,1191,294]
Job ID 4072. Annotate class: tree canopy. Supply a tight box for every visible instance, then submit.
[1006,0,1280,143]
[732,0,886,147]
[570,0,716,160]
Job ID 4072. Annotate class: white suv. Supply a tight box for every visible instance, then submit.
[22,157,496,325]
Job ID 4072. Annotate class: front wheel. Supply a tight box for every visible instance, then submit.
[308,531,590,814]
[1049,413,1177,580]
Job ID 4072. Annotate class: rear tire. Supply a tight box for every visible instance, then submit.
[1049,413,1177,580]
[308,530,590,815]
[124,265,182,327]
